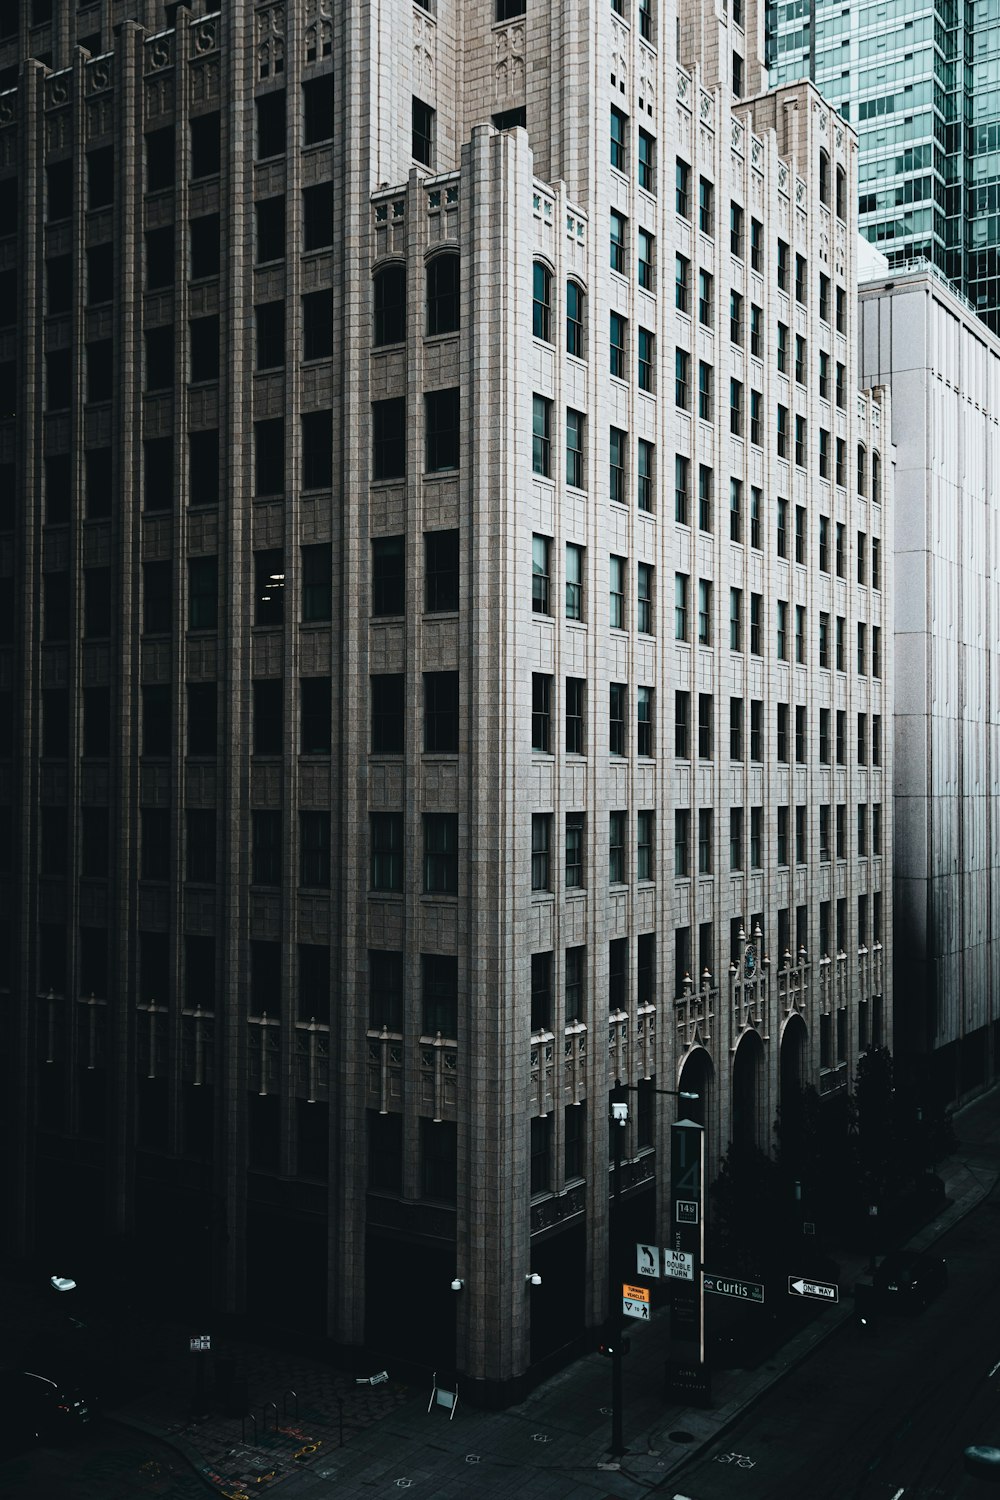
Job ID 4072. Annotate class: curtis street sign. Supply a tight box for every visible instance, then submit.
[703,1275,764,1304]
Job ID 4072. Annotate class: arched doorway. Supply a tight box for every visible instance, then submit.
[677,1046,713,1127]
[779,1013,808,1108]
[731,1030,765,1149]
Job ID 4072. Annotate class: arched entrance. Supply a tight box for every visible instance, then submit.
[677,1046,713,1126]
[779,1013,808,1108]
[731,1029,765,1149]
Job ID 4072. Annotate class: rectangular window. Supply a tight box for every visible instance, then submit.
[777,806,789,866]
[697,693,713,758]
[674,810,690,877]
[566,408,585,489]
[750,806,763,868]
[675,454,689,523]
[565,945,585,1022]
[637,327,654,392]
[795,253,806,304]
[729,695,743,759]
[638,228,654,291]
[372,398,405,480]
[565,813,585,889]
[729,807,743,870]
[777,238,789,292]
[252,679,282,756]
[819,272,830,323]
[609,682,626,756]
[675,573,689,640]
[794,804,806,864]
[750,389,762,447]
[637,439,653,513]
[777,404,788,459]
[697,579,711,645]
[565,677,585,754]
[795,703,807,763]
[675,691,690,759]
[423,813,458,894]
[531,814,552,892]
[638,129,656,193]
[698,361,712,420]
[858,712,868,766]
[730,289,743,345]
[372,535,405,617]
[532,535,551,615]
[857,623,867,676]
[423,671,459,754]
[777,702,789,763]
[637,563,653,635]
[412,97,435,165]
[610,312,627,379]
[302,542,332,623]
[609,555,625,629]
[252,810,282,886]
[730,379,743,436]
[698,464,712,532]
[750,303,763,358]
[371,673,405,754]
[698,176,714,235]
[819,612,830,670]
[531,674,552,754]
[637,686,653,757]
[610,107,629,172]
[777,322,788,375]
[370,812,403,891]
[299,811,330,888]
[675,347,690,408]
[872,538,881,591]
[675,253,690,312]
[186,683,217,758]
[637,811,654,881]
[749,594,762,659]
[795,415,807,469]
[698,809,713,874]
[425,389,460,473]
[730,588,742,652]
[795,604,806,664]
[676,158,690,217]
[609,426,626,505]
[426,529,460,613]
[730,201,744,257]
[610,209,627,274]
[750,217,763,271]
[530,952,552,1031]
[609,811,626,885]
[254,547,285,626]
[532,394,551,476]
[776,600,787,661]
[819,427,830,481]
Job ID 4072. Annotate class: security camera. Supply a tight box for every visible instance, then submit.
[526,1272,542,1287]
[611,1101,628,1124]
[451,1277,465,1292]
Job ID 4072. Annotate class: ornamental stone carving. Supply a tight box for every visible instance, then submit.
[494,22,524,98]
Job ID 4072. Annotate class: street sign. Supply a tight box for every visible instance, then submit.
[636,1243,660,1278]
[703,1275,764,1304]
[676,1199,699,1224]
[662,1249,694,1282]
[622,1283,651,1320]
[788,1276,838,1303]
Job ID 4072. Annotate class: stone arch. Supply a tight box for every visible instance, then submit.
[677,1045,713,1128]
[731,1029,766,1150]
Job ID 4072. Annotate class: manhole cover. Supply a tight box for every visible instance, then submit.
[668,1430,696,1443]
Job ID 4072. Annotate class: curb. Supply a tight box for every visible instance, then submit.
[105,1411,223,1495]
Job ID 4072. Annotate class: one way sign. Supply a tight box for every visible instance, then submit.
[788,1275,839,1303]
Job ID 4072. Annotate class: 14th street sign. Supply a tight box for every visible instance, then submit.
[788,1275,839,1303]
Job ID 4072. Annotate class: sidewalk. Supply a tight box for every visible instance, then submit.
[109,1107,999,1499]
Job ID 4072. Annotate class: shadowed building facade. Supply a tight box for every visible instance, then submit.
[0,0,890,1402]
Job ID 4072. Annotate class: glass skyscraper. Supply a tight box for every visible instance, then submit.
[766,0,1000,334]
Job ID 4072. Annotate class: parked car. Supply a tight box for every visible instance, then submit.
[873,1250,948,1310]
[0,1369,95,1446]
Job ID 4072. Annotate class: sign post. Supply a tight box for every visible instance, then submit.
[667,1119,709,1404]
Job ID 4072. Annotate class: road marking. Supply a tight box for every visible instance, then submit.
[989,1358,1000,1378]
[890,1489,905,1499]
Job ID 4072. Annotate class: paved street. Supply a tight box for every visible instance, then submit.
[0,1422,208,1499]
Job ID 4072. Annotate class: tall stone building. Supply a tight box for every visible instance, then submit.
[0,0,890,1402]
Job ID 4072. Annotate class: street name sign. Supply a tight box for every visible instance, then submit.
[676,1199,699,1224]
[662,1249,694,1282]
[788,1276,838,1303]
[622,1283,651,1320]
[636,1242,660,1277]
[703,1275,764,1304]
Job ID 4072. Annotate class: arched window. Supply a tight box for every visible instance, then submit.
[566,280,585,357]
[373,264,406,347]
[857,443,867,497]
[835,165,846,220]
[872,451,881,503]
[426,254,460,336]
[532,261,552,342]
[818,150,830,206]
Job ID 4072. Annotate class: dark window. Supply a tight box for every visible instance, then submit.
[187,682,217,757]
[425,529,459,612]
[256,90,286,159]
[252,810,282,885]
[374,263,406,346]
[421,1118,457,1203]
[423,671,459,753]
[368,949,402,1030]
[373,398,406,480]
[43,573,70,641]
[302,409,333,489]
[189,314,220,382]
[189,430,220,507]
[190,113,221,178]
[303,74,334,145]
[189,214,220,278]
[412,97,435,166]
[371,674,405,754]
[566,281,584,357]
[302,543,332,623]
[141,808,171,880]
[565,677,584,755]
[185,809,216,883]
[40,806,67,877]
[83,567,111,638]
[300,677,331,753]
[372,535,405,616]
[87,340,113,402]
[45,350,71,410]
[427,255,460,335]
[369,1111,403,1193]
[425,388,460,471]
[41,689,68,758]
[254,548,285,625]
[531,952,552,1030]
[492,106,526,129]
[87,146,113,210]
[145,326,174,392]
[532,674,551,753]
[371,813,403,891]
[142,684,171,757]
[303,182,333,250]
[255,196,285,263]
[145,126,174,191]
[44,454,71,525]
[531,814,551,891]
[255,301,284,370]
[83,685,110,757]
[254,418,285,495]
[533,261,552,342]
[252,679,283,756]
[143,560,172,635]
[299,811,330,887]
[46,254,72,313]
[85,448,112,519]
[145,226,174,290]
[302,289,333,359]
[424,813,458,894]
[81,808,110,876]
[86,244,113,305]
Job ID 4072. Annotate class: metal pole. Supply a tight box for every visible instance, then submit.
[610,1116,624,1457]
